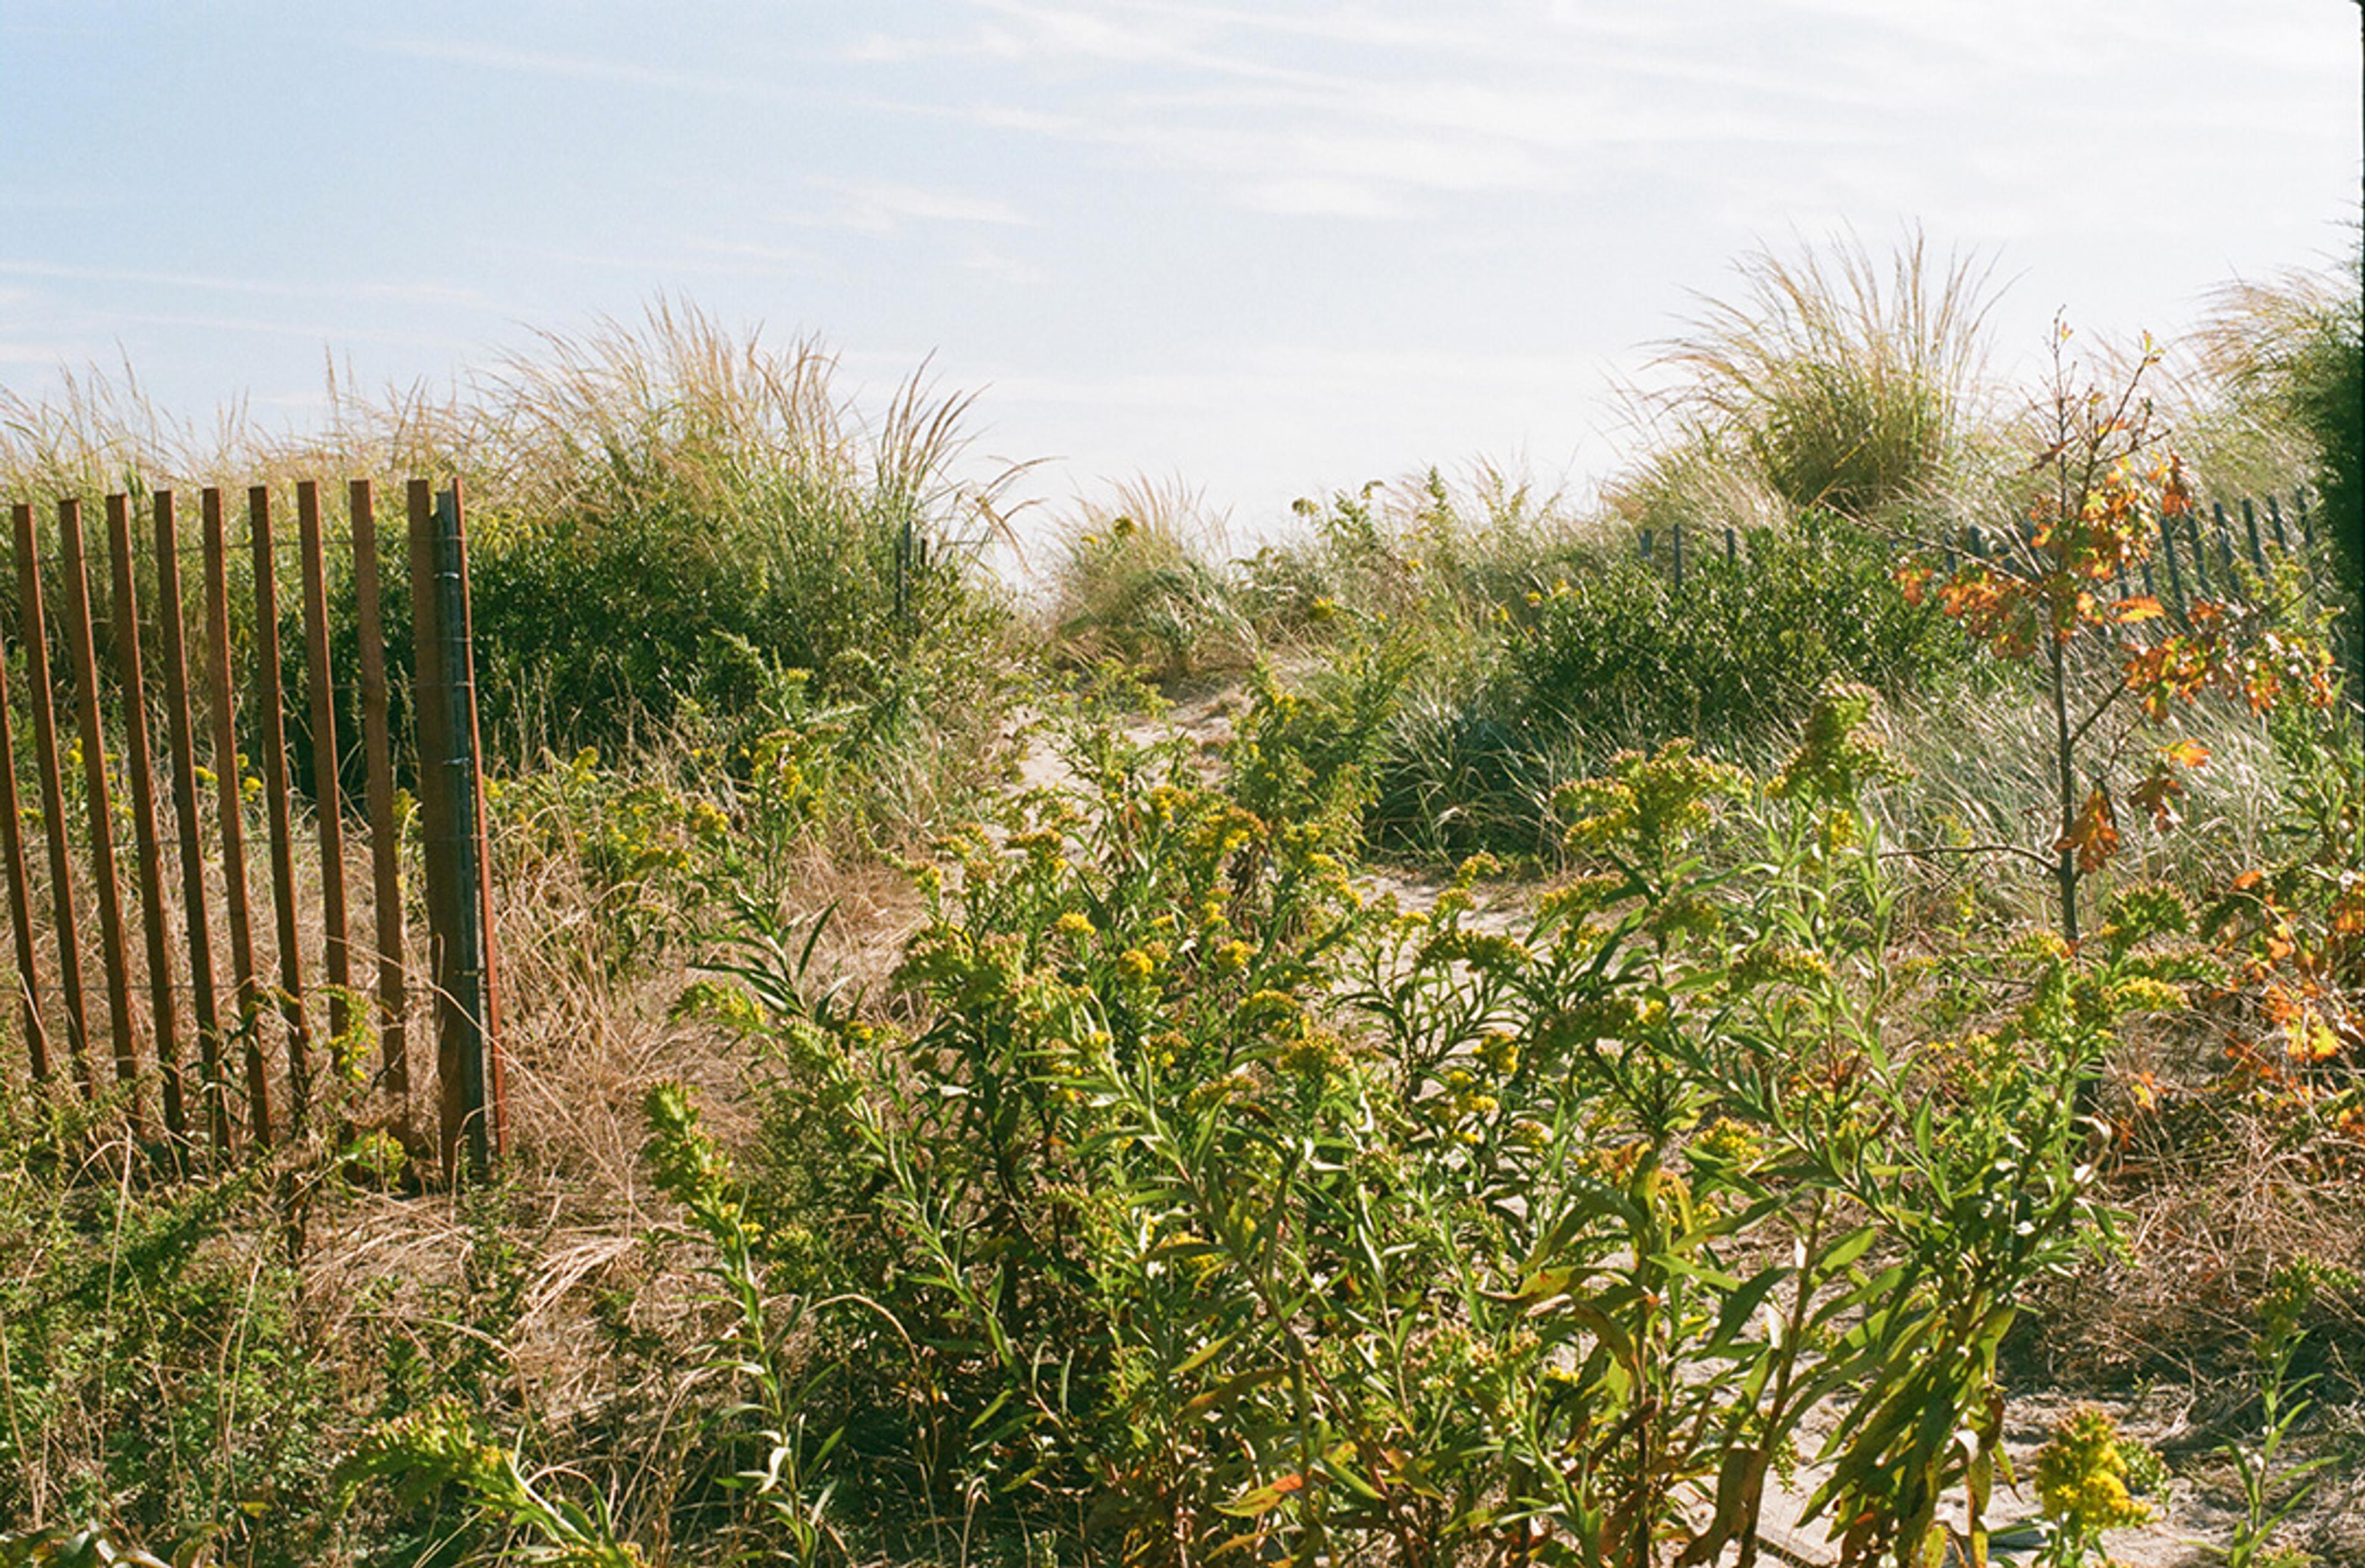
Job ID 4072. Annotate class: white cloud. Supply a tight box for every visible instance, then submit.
[0,260,495,310]
[361,36,768,99]
[794,180,1032,234]
[839,0,1934,223]
[959,249,1046,284]
[0,338,87,365]
[1233,177,1408,218]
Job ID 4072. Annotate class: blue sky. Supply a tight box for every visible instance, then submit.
[0,1,2356,525]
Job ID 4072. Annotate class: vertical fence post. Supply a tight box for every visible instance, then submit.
[201,488,269,1143]
[107,495,185,1145]
[296,483,352,1047]
[439,485,506,1163]
[2241,499,2266,572]
[0,627,47,1085]
[409,481,503,1181]
[156,493,228,1150]
[348,481,407,1101]
[248,488,311,1125]
[1670,519,1684,591]
[2267,495,2290,554]
[58,499,141,1121]
[405,484,457,1174]
[18,504,95,1096]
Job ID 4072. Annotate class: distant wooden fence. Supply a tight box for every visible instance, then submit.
[0,480,503,1179]
[1638,488,2322,618]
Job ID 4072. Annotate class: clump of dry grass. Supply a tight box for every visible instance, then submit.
[2166,258,2360,501]
[1630,227,2007,530]
[1041,475,1257,685]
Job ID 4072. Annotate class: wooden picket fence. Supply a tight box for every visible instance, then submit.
[0,480,503,1180]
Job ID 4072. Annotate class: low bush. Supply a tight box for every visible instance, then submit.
[655,690,2151,1565]
[0,1099,350,1566]
[1369,513,1984,860]
[458,308,1016,758]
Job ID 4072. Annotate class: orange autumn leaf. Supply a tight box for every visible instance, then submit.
[2286,1005,2343,1064]
[2060,788,2120,874]
[2161,738,2210,769]
[2129,768,2184,832]
[1221,1472,1306,1518]
[2105,596,2166,624]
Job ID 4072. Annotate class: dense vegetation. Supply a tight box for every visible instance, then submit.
[0,244,2360,1567]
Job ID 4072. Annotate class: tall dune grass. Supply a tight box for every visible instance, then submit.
[1,305,1021,783]
[1635,228,2005,528]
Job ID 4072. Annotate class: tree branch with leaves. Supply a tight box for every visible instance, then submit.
[1899,323,2340,943]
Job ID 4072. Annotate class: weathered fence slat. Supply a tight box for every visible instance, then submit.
[107,494,185,1144]
[248,487,310,1124]
[59,500,142,1120]
[18,504,95,1095]
[297,482,352,1045]
[155,492,228,1149]
[201,487,269,1142]
[406,483,460,1171]
[445,483,507,1162]
[2159,514,2188,615]
[0,625,47,1084]
[349,480,408,1097]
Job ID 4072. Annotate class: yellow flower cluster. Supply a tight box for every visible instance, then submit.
[2034,1406,2152,1537]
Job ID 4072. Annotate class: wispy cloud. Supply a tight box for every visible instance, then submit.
[959,248,1046,285]
[0,338,93,366]
[1233,177,1409,219]
[0,259,496,310]
[791,179,1032,235]
[838,0,1890,222]
[361,35,773,99]
[109,310,483,354]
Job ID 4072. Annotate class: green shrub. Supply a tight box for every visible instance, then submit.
[677,693,2124,1564]
[1370,514,1981,859]
[1489,517,1976,747]
[1238,468,1607,650]
[461,307,1011,754]
[0,1099,344,1567]
[2193,253,2364,681]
